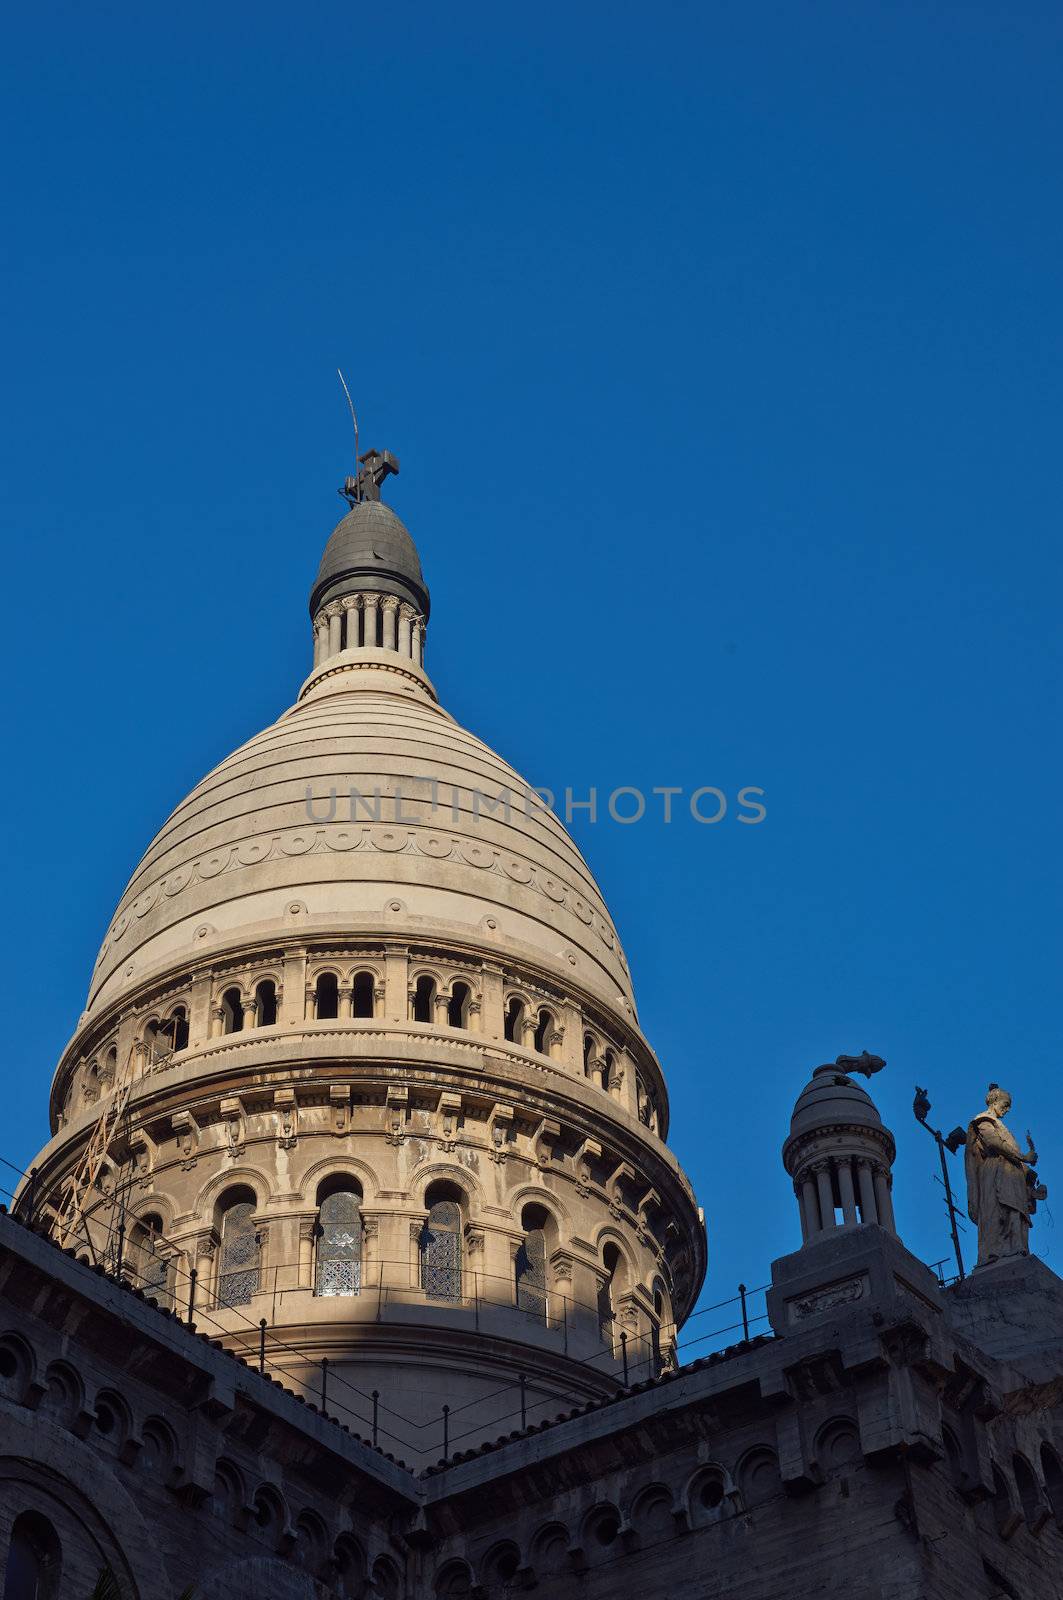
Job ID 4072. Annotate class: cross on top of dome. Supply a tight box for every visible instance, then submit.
[340,448,400,508]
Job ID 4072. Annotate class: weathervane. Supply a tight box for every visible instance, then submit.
[336,370,400,508]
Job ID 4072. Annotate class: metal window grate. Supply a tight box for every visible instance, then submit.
[315,1190,362,1297]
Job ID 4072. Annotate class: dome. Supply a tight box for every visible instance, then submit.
[310,500,430,618]
[86,662,633,1019]
[787,1064,885,1140]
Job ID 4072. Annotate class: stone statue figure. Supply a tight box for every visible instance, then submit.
[965,1084,1045,1267]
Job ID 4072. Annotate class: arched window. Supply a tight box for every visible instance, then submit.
[220,986,244,1034]
[315,1185,363,1297]
[447,982,471,1028]
[1013,1452,1043,1528]
[583,1033,597,1077]
[352,971,375,1018]
[413,975,436,1023]
[255,980,278,1027]
[598,1242,621,1338]
[170,1007,189,1052]
[533,1008,554,1055]
[992,1465,1017,1538]
[132,1212,171,1304]
[516,1203,548,1321]
[503,997,524,1043]
[218,1190,260,1307]
[603,1049,616,1090]
[315,972,339,1020]
[4,1512,61,1600]
[652,1282,667,1370]
[421,1183,463,1301]
[435,1560,473,1598]
[1041,1443,1063,1524]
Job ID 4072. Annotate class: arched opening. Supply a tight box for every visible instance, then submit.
[583,1033,597,1077]
[220,986,244,1034]
[691,1470,728,1524]
[447,981,471,1029]
[516,1202,549,1321]
[352,971,375,1018]
[503,997,524,1042]
[992,1465,1017,1539]
[533,1008,554,1055]
[217,1187,260,1307]
[255,979,278,1027]
[1013,1452,1043,1528]
[1041,1443,1063,1524]
[315,971,339,1020]
[413,975,436,1023]
[435,1560,473,1598]
[603,1049,616,1091]
[3,1512,61,1600]
[582,1505,621,1567]
[598,1241,621,1338]
[132,1211,171,1304]
[315,1179,364,1297]
[421,1181,464,1301]
[652,1280,671,1371]
[481,1543,521,1593]
[154,1007,188,1055]
[333,1536,367,1600]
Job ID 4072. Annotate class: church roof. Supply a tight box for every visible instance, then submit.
[310,499,431,619]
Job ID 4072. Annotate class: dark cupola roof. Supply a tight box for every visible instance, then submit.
[309,499,430,619]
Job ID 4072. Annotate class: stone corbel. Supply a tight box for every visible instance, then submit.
[550,1250,575,1287]
[329,1084,351,1134]
[489,1103,515,1163]
[438,1091,463,1152]
[607,1160,635,1218]
[574,1137,603,1195]
[636,1186,661,1240]
[386,1085,409,1145]
[129,1129,158,1187]
[464,1225,485,1254]
[172,1110,202,1170]
[532,1116,561,1168]
[219,1096,247,1160]
[274,1088,298,1150]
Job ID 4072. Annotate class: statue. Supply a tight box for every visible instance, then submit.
[965,1084,1046,1267]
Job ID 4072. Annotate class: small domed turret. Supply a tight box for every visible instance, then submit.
[783,1058,898,1245]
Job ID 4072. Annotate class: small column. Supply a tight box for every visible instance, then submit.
[209,1003,225,1039]
[856,1158,878,1225]
[412,618,424,666]
[382,595,399,651]
[874,1169,897,1236]
[815,1162,835,1232]
[362,593,380,648]
[339,983,354,1019]
[241,998,258,1031]
[837,1159,858,1226]
[398,604,413,657]
[343,595,361,649]
[796,1179,814,1242]
[312,617,324,667]
[327,606,342,656]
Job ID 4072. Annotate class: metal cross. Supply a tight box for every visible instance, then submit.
[340,448,400,507]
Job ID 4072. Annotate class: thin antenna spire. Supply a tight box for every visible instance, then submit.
[337,368,360,500]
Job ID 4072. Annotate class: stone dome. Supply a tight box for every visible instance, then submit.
[787,1064,886,1140]
[86,660,633,1020]
[310,500,430,618]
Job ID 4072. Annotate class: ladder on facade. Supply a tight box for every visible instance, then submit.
[52,1043,141,1257]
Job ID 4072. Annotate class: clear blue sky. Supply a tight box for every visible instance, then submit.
[3,2,1061,1337]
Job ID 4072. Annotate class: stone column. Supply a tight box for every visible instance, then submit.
[398,604,413,657]
[327,606,342,656]
[798,1177,817,1241]
[362,593,380,648]
[241,998,258,1031]
[874,1169,896,1236]
[339,983,354,1019]
[856,1158,878,1225]
[815,1162,835,1232]
[837,1159,858,1226]
[343,595,360,650]
[312,617,324,667]
[382,595,399,651]
[209,1002,225,1039]
[412,618,423,666]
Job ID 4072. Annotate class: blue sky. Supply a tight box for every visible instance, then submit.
[2,1,1061,1338]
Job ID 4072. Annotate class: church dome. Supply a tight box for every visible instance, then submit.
[787,1064,885,1140]
[86,654,633,1021]
[310,499,430,618]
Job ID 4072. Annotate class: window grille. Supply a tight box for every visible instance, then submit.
[218,1202,259,1306]
[316,1190,362,1296]
[516,1228,547,1320]
[421,1200,462,1301]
